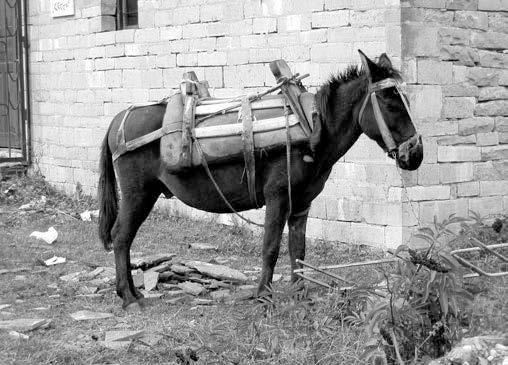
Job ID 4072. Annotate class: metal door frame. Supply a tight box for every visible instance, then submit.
[0,0,30,165]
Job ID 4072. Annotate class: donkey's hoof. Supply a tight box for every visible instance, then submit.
[124,302,143,312]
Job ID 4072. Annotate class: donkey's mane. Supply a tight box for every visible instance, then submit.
[316,63,401,125]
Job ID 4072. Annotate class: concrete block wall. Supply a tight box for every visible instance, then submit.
[27,0,505,249]
[401,0,508,228]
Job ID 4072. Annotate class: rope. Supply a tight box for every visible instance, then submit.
[283,96,293,217]
[193,138,264,227]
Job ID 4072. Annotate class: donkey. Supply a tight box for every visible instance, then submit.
[98,51,423,310]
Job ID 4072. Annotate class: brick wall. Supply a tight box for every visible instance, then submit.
[401,0,508,233]
[27,0,506,248]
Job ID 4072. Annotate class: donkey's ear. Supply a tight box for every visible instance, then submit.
[377,53,392,69]
[358,50,377,81]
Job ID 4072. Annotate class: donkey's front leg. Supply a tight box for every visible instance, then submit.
[288,209,309,283]
[257,197,289,296]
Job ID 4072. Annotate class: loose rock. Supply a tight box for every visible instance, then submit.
[70,310,114,321]
[130,254,176,270]
[132,269,144,288]
[44,256,66,266]
[0,318,51,331]
[185,261,247,283]
[143,271,159,292]
[188,243,218,251]
[105,330,145,342]
[30,227,58,244]
[178,281,206,296]
[8,331,29,340]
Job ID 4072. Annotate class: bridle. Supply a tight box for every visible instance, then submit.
[357,78,414,155]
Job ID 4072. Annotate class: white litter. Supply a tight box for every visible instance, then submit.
[44,256,66,266]
[30,227,58,244]
[80,210,99,221]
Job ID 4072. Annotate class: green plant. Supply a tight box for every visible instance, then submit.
[364,214,477,364]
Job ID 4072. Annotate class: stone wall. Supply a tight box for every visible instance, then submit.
[401,0,508,232]
[26,0,506,248]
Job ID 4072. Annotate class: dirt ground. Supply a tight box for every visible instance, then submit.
[0,176,506,365]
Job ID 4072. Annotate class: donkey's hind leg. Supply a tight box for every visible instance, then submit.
[111,181,163,310]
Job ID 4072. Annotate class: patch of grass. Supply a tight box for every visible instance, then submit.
[0,176,506,365]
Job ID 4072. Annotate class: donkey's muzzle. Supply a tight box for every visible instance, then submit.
[396,134,423,171]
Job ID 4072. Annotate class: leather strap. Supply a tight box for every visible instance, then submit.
[357,78,410,153]
[180,95,196,167]
[240,97,258,207]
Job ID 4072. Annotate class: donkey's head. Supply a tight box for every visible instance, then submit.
[357,50,423,171]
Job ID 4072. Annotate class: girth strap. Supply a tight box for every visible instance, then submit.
[240,97,258,208]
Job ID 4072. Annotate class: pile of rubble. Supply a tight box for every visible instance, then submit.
[429,336,508,365]
[129,254,255,303]
[58,253,257,304]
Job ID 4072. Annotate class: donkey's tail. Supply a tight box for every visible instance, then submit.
[98,132,118,251]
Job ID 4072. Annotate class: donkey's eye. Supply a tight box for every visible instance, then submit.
[393,88,399,96]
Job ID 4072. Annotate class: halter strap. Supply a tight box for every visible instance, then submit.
[358,78,412,154]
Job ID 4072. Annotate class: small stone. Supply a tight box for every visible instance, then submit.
[139,333,163,347]
[0,318,51,331]
[208,279,231,289]
[59,271,86,282]
[170,264,194,275]
[44,256,66,266]
[140,291,164,299]
[143,271,159,292]
[130,254,176,270]
[158,271,174,281]
[191,298,214,306]
[0,304,11,310]
[178,281,206,296]
[78,286,98,295]
[147,262,172,273]
[188,243,218,251]
[210,289,231,301]
[272,274,282,282]
[30,227,58,244]
[70,310,114,321]
[105,330,145,342]
[100,340,131,350]
[163,289,186,298]
[8,331,29,340]
[83,267,105,279]
[33,307,50,311]
[132,269,144,288]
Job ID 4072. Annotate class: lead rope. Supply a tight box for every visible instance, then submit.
[283,96,293,217]
[193,138,264,227]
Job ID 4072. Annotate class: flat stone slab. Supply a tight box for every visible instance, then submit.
[139,333,163,347]
[130,254,176,270]
[143,271,159,292]
[0,318,51,332]
[8,330,29,340]
[0,304,12,310]
[132,269,144,288]
[178,281,206,296]
[171,264,195,275]
[100,340,131,350]
[105,330,145,342]
[70,310,114,321]
[184,261,247,283]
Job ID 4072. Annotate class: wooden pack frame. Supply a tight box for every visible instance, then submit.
[113,60,316,207]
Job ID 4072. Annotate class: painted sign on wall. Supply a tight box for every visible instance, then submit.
[51,0,75,17]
